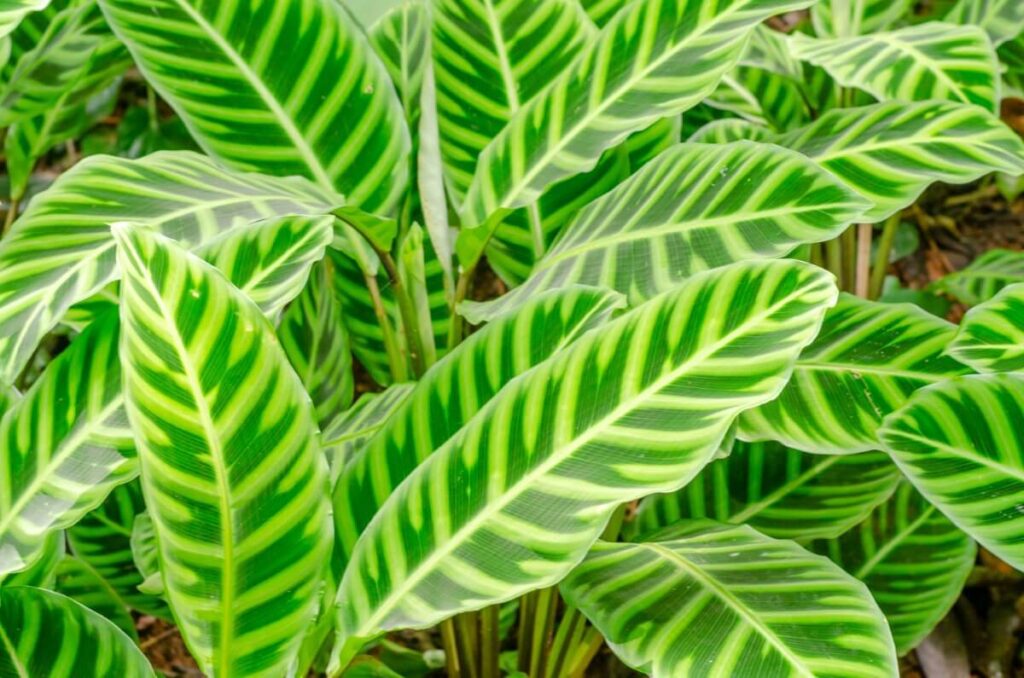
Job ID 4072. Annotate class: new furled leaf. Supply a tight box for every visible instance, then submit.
[947,282,1024,372]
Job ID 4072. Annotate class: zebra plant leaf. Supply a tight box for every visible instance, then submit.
[812,0,913,38]
[461,141,868,324]
[333,286,625,569]
[687,118,772,143]
[930,248,1024,306]
[632,441,900,541]
[0,151,334,385]
[321,384,415,479]
[578,0,623,26]
[459,0,817,229]
[947,282,1024,372]
[114,225,332,676]
[0,310,135,579]
[561,522,898,677]
[740,294,971,454]
[945,0,1024,46]
[99,0,410,213]
[0,586,154,677]
[129,512,161,597]
[333,261,837,656]
[0,530,63,589]
[54,555,137,640]
[809,482,976,655]
[0,0,51,40]
[880,373,1024,572]
[791,23,1000,112]
[778,100,1024,223]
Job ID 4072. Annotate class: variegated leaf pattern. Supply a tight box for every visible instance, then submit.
[778,100,1024,222]
[0,586,154,677]
[115,225,332,677]
[945,0,1024,46]
[0,0,51,39]
[0,310,135,579]
[930,248,1024,306]
[791,23,1000,113]
[948,282,1024,372]
[333,286,624,568]
[740,294,971,454]
[129,512,161,596]
[0,529,63,588]
[687,118,772,143]
[707,66,810,131]
[578,0,624,26]
[54,555,137,639]
[809,482,976,654]
[0,151,333,384]
[0,0,65,86]
[461,141,867,324]
[561,523,898,677]
[334,261,837,651]
[812,0,914,38]
[633,441,900,541]
[622,117,682,172]
[279,260,355,429]
[881,373,1024,572]
[99,0,410,214]
[460,0,817,228]
[321,383,415,479]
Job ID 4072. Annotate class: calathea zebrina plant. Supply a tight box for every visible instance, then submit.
[2,0,1024,675]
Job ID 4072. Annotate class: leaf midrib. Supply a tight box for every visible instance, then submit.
[0,621,29,678]
[729,456,841,524]
[853,505,936,579]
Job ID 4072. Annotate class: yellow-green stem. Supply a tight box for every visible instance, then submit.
[480,606,501,678]
[869,213,901,300]
[441,619,463,678]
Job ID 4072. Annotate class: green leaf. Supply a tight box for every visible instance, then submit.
[54,555,137,640]
[809,482,975,655]
[461,141,868,324]
[812,0,913,38]
[279,260,355,428]
[687,118,772,143]
[707,65,809,131]
[880,373,1024,572]
[947,282,1024,372]
[129,512,161,597]
[99,0,410,213]
[561,522,898,677]
[929,248,1024,306]
[114,225,332,676]
[332,207,398,254]
[740,294,971,454]
[792,23,1000,112]
[945,0,1024,46]
[0,586,154,677]
[333,286,624,569]
[0,0,51,40]
[578,0,624,26]
[622,117,682,172]
[0,530,63,588]
[633,441,900,541]
[0,310,135,579]
[459,0,816,228]
[321,384,415,479]
[778,100,1024,223]
[0,151,333,384]
[333,261,837,653]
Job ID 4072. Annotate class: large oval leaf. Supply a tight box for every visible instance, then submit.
[880,373,1024,572]
[740,294,971,454]
[334,261,837,655]
[947,282,1024,372]
[321,383,415,480]
[561,522,898,677]
[115,225,332,676]
[929,248,1024,306]
[54,555,137,639]
[945,0,1024,46]
[99,0,409,212]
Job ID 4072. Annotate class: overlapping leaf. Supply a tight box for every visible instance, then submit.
[812,0,913,38]
[633,441,900,541]
[740,294,970,454]
[99,0,409,214]
[0,530,62,588]
[881,373,1024,572]
[945,0,1024,46]
[930,248,1024,306]
[321,384,415,478]
[809,482,975,654]
[562,523,898,677]
[334,261,837,653]
[460,0,817,228]
[687,118,772,143]
[707,67,809,131]
[115,225,332,676]
[793,23,1000,112]
[461,141,867,323]
[54,556,137,639]
[0,0,51,40]
[947,282,1024,372]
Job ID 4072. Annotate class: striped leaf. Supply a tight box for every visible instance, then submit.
[809,482,976,655]
[622,117,682,172]
[561,522,898,677]
[947,282,1024,372]
[880,373,1024,572]
[778,100,1024,222]
[687,118,772,143]
[0,0,65,86]
[930,248,1024,306]
[0,529,63,588]
[578,0,624,26]
[279,260,355,428]
[792,23,1000,113]
[0,310,135,579]
[460,141,868,324]
[99,0,410,214]
[0,151,333,384]
[812,0,913,38]
[740,294,971,454]
[0,0,51,39]
[333,261,837,653]
[0,586,154,677]
[459,0,816,228]
[129,512,161,596]
[633,441,900,541]
[321,383,415,479]
[945,0,1024,46]
[115,225,332,676]
[54,555,137,639]
[1003,33,1024,96]
[333,286,625,569]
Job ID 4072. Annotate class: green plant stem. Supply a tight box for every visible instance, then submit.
[529,587,558,678]
[447,264,475,351]
[146,86,160,133]
[825,237,843,289]
[869,213,901,300]
[601,504,627,542]
[517,590,536,672]
[566,628,604,678]
[841,226,856,293]
[546,605,585,678]
[441,619,463,678]
[3,197,19,235]
[374,249,429,377]
[456,612,481,678]
[364,272,408,382]
[480,605,501,678]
